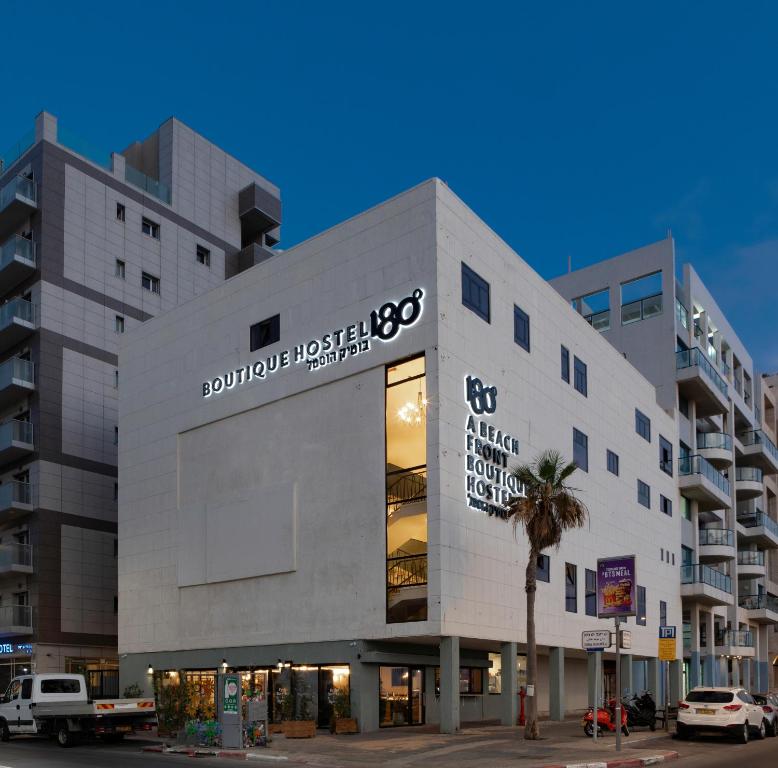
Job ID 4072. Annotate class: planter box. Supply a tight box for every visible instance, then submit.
[282,720,316,738]
[268,723,284,735]
[333,717,358,734]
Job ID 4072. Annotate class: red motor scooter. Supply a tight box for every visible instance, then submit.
[582,698,630,737]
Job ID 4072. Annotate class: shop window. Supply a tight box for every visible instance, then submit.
[385,355,427,623]
[379,666,423,727]
[433,667,484,696]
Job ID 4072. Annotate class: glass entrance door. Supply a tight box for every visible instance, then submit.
[379,666,424,727]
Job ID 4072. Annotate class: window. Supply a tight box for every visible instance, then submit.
[21,678,32,699]
[115,259,125,279]
[113,483,118,502]
[680,496,691,520]
[573,428,588,472]
[620,271,663,325]
[561,346,570,383]
[637,479,650,508]
[565,563,577,612]
[573,356,587,396]
[678,394,689,418]
[41,679,81,694]
[113,426,118,445]
[660,494,672,517]
[114,538,118,556]
[659,435,673,475]
[513,305,530,352]
[635,409,651,442]
[671,552,675,565]
[196,244,211,267]
[585,568,596,616]
[461,263,490,322]
[660,600,667,627]
[114,595,118,614]
[607,449,619,476]
[116,202,125,222]
[114,370,119,388]
[114,315,125,334]
[681,545,693,566]
[459,667,483,694]
[573,288,610,331]
[536,554,550,583]
[636,586,646,625]
[141,217,160,239]
[250,314,280,352]
[142,272,160,294]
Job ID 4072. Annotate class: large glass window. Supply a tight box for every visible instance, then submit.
[386,356,427,623]
[379,666,424,727]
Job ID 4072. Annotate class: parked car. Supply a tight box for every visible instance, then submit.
[752,693,778,737]
[677,687,767,743]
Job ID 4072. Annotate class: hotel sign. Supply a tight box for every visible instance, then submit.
[464,375,523,519]
[202,288,424,397]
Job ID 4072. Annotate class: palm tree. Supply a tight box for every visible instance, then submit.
[506,449,588,740]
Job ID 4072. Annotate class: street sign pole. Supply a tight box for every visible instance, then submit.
[665,660,670,732]
[615,618,621,752]
[593,651,598,742]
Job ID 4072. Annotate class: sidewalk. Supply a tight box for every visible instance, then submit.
[140,720,681,767]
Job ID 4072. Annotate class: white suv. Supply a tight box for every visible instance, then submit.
[677,687,767,743]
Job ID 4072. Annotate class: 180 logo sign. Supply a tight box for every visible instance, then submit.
[371,288,424,341]
[465,375,497,415]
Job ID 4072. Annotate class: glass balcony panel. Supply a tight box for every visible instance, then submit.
[678,454,730,496]
[699,529,734,547]
[675,348,728,398]
[697,432,732,451]
[736,467,763,483]
[680,563,732,593]
[737,550,764,565]
[642,293,663,318]
[621,300,642,325]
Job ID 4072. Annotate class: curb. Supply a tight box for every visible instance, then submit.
[540,751,679,768]
[141,745,288,761]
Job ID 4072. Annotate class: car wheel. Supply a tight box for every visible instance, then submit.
[676,724,689,740]
[57,727,72,748]
[736,721,749,744]
[0,720,9,742]
[756,719,766,740]
[767,718,777,737]
[649,720,656,732]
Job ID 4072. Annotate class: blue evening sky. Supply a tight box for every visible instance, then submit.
[3,1,777,371]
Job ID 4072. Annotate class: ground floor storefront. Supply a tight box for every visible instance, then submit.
[121,637,683,733]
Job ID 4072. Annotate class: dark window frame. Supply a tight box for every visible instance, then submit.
[561,346,570,383]
[637,479,651,508]
[573,356,587,397]
[585,568,596,616]
[607,449,619,476]
[660,494,673,517]
[461,262,490,323]
[141,271,160,294]
[659,435,673,476]
[573,428,589,472]
[565,562,577,613]
[637,585,647,626]
[250,314,281,352]
[513,305,530,352]
[635,409,651,442]
[536,553,550,583]
[141,216,160,239]
[116,202,125,222]
[196,244,211,267]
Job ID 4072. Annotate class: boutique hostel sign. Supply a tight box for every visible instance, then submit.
[464,375,523,519]
[202,288,424,398]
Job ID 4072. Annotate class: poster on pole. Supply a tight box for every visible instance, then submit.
[223,674,241,714]
[597,555,637,618]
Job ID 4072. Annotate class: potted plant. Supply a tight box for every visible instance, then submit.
[282,674,316,738]
[330,688,358,734]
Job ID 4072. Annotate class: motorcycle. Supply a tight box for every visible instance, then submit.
[582,698,630,737]
[623,691,657,730]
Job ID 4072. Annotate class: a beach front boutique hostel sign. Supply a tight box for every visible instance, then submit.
[202,289,424,398]
[596,555,637,618]
[464,375,523,518]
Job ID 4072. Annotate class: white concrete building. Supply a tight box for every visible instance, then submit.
[552,238,778,695]
[118,180,682,731]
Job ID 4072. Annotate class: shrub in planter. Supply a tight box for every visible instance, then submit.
[329,688,358,734]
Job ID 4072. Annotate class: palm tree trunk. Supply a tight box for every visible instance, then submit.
[525,550,540,739]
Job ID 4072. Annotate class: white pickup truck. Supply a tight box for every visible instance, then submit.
[0,673,156,746]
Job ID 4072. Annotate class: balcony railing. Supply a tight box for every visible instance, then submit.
[125,164,171,205]
[738,430,778,464]
[675,298,689,329]
[0,235,35,269]
[679,454,731,496]
[681,563,732,593]
[0,357,34,386]
[737,511,778,538]
[0,542,32,570]
[699,528,734,547]
[736,466,763,483]
[0,419,33,446]
[721,361,731,379]
[0,604,31,630]
[697,432,732,451]
[584,309,610,332]
[715,629,753,647]
[0,174,36,212]
[739,594,778,612]
[621,293,663,325]
[0,297,35,328]
[737,550,764,566]
[676,348,728,398]
[387,554,428,589]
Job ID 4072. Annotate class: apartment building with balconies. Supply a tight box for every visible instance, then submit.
[0,111,280,690]
[552,236,778,694]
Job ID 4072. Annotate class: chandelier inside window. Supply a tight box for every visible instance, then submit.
[397,390,427,425]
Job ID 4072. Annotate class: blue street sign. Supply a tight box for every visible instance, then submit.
[659,625,676,639]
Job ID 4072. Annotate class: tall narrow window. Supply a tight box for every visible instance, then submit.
[196,244,211,267]
[635,409,651,442]
[659,435,673,475]
[115,259,125,279]
[386,355,427,623]
[561,346,570,383]
[607,449,619,476]
[573,428,588,472]
[536,554,550,583]
[637,586,647,625]
[115,315,125,334]
[574,356,587,396]
[637,479,651,508]
[513,305,530,352]
[660,495,673,517]
[585,568,596,616]
[116,202,125,222]
[565,563,577,612]
[660,600,667,627]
